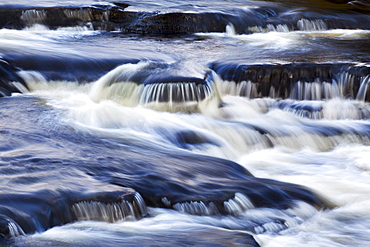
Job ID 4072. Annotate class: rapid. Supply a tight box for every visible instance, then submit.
[0,0,370,246]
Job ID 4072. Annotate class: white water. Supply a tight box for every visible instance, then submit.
[3,9,370,246]
[19,65,370,246]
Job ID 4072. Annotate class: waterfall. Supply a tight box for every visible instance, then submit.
[71,193,147,223]
[173,201,220,216]
[141,82,212,103]
[89,62,149,106]
[297,19,328,31]
[172,193,255,216]
[0,215,25,238]
[247,19,326,34]
[248,24,290,33]
[210,63,370,102]
[226,24,236,36]
[289,80,341,100]
[21,10,47,25]
[63,8,94,22]
[356,75,370,101]
[87,62,217,112]
[224,193,255,216]
[7,221,25,237]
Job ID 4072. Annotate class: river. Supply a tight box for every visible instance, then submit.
[0,0,370,246]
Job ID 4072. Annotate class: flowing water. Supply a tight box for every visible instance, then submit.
[0,0,370,246]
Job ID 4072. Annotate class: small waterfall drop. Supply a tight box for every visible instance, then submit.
[210,63,370,102]
[289,80,341,101]
[173,201,220,216]
[89,62,218,112]
[226,24,236,36]
[7,221,25,238]
[248,24,290,33]
[141,81,214,112]
[17,70,49,90]
[89,62,148,106]
[224,193,255,216]
[0,215,25,238]
[21,10,47,25]
[216,80,259,98]
[141,82,212,103]
[63,8,94,23]
[172,193,255,216]
[71,192,148,223]
[355,75,370,101]
[247,19,326,34]
[297,19,328,31]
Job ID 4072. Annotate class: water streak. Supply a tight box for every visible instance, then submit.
[297,19,328,31]
[72,193,147,222]
[21,10,47,25]
[1,1,370,246]
[355,74,370,101]
[224,193,255,216]
[173,201,220,216]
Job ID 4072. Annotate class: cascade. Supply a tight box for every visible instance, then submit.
[297,19,328,31]
[20,9,47,25]
[1,4,369,33]
[173,201,220,216]
[224,193,255,216]
[72,192,147,222]
[0,189,147,240]
[0,59,29,96]
[1,0,370,246]
[0,215,25,239]
[89,62,216,112]
[63,8,94,23]
[210,63,370,101]
[355,74,370,101]
[140,77,218,112]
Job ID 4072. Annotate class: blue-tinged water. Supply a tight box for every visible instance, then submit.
[1,1,370,246]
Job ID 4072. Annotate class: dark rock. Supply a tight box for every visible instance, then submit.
[0,188,145,238]
[4,54,140,83]
[108,151,332,215]
[1,3,369,33]
[0,96,335,244]
[0,8,24,29]
[0,59,28,97]
[175,130,220,149]
[142,76,211,103]
[112,2,130,9]
[210,62,370,101]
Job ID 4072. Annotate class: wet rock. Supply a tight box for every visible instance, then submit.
[0,187,145,239]
[142,76,212,103]
[4,54,139,82]
[109,150,332,215]
[0,96,334,245]
[1,4,369,33]
[174,130,220,149]
[0,5,260,33]
[0,59,28,97]
[123,11,262,34]
[112,2,130,9]
[210,62,370,101]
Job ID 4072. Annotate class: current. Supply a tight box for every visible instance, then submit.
[0,0,370,246]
